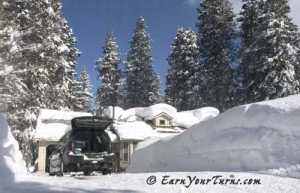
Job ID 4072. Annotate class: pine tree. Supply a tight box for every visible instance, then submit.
[95,30,121,112]
[72,68,92,112]
[238,0,265,104]
[196,0,237,111]
[0,0,80,167]
[166,27,200,111]
[243,0,300,102]
[124,16,162,108]
[0,0,29,112]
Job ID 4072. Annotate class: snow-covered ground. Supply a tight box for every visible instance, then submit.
[1,171,300,193]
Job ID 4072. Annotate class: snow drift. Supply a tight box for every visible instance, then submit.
[127,94,300,173]
[0,112,26,187]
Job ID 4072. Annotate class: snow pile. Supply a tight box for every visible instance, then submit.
[35,109,92,141]
[261,164,300,179]
[104,104,219,128]
[0,112,26,187]
[103,106,124,119]
[127,94,300,173]
[119,107,145,121]
[113,121,160,141]
[139,103,177,120]
[172,107,219,128]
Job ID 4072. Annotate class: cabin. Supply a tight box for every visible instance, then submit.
[34,109,92,172]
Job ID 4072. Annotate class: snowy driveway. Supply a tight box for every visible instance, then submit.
[1,172,300,193]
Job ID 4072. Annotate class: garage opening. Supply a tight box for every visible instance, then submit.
[45,144,56,172]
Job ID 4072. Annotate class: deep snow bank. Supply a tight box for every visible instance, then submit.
[127,94,300,173]
[0,113,26,186]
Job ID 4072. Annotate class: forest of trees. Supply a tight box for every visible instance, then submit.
[166,0,299,111]
[1,0,300,167]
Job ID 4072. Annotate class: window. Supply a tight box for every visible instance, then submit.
[123,142,129,162]
[159,120,166,126]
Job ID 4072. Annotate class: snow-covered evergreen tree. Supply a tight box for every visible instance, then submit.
[72,68,92,112]
[124,17,162,108]
[196,0,237,111]
[95,30,121,112]
[0,1,29,112]
[238,0,265,104]
[0,0,80,167]
[242,0,300,102]
[166,27,200,111]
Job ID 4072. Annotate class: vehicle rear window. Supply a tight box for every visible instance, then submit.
[73,129,110,153]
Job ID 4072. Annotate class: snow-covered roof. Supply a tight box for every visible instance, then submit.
[34,109,92,141]
[172,107,220,128]
[104,104,219,128]
[104,104,219,142]
[139,103,177,120]
[113,121,160,141]
[153,112,173,119]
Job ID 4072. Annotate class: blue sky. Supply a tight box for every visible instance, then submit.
[60,0,198,98]
[60,0,300,100]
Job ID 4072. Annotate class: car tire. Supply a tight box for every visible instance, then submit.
[102,168,111,175]
[59,157,64,176]
[83,171,91,176]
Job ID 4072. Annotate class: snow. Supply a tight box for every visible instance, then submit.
[172,107,219,128]
[104,104,219,128]
[57,45,69,53]
[119,107,145,120]
[113,121,160,141]
[0,112,26,188]
[103,106,124,119]
[34,109,92,141]
[2,94,300,192]
[139,103,177,120]
[127,94,300,173]
[1,172,300,193]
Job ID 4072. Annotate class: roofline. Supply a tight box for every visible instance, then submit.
[153,112,173,119]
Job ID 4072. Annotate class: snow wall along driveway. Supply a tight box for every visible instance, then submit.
[0,112,26,187]
[127,94,300,173]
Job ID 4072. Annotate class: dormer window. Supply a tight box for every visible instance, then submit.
[159,120,166,126]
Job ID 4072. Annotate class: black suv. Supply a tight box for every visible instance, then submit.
[49,116,115,176]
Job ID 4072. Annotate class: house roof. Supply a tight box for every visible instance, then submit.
[113,121,160,141]
[153,112,173,120]
[140,103,177,120]
[34,109,92,141]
